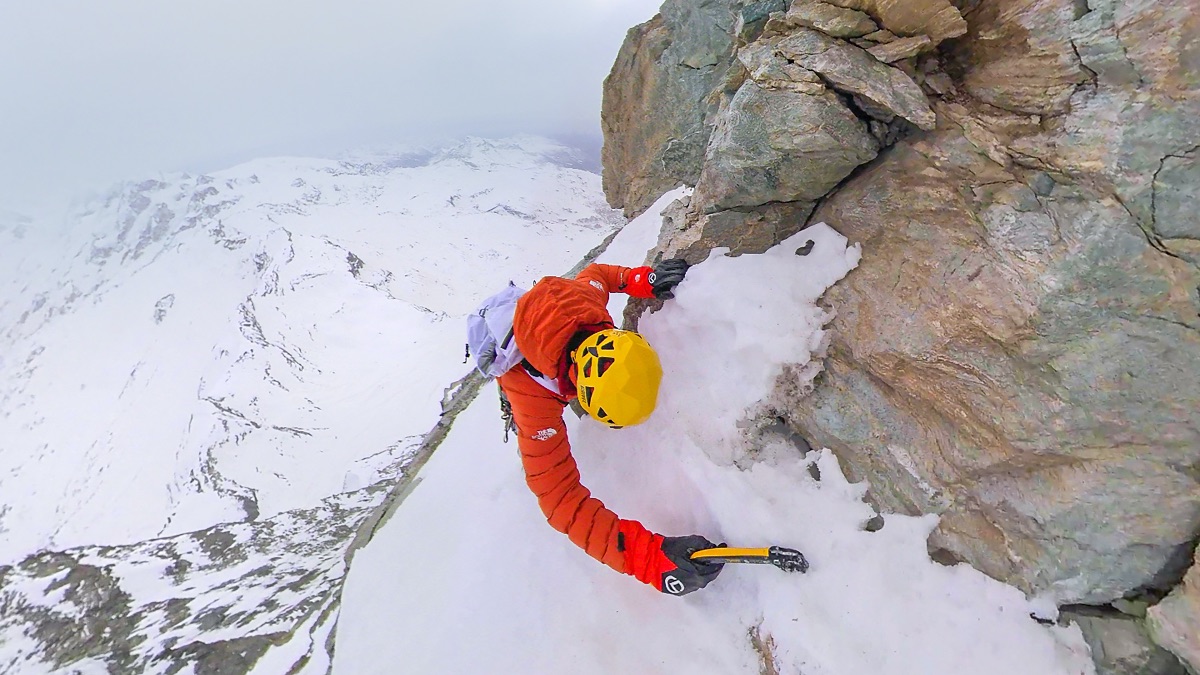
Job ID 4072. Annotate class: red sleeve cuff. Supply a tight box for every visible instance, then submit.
[624,266,655,299]
[618,519,669,589]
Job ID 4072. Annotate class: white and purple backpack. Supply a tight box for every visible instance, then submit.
[466,282,528,378]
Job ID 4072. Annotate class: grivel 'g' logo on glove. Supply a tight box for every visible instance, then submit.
[647,259,689,300]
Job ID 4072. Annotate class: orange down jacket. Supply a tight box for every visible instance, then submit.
[497,263,658,577]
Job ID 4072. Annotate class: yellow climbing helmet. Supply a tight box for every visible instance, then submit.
[573,329,662,428]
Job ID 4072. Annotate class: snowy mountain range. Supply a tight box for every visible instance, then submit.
[0,136,623,564]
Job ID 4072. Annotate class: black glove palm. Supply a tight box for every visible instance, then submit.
[649,259,689,300]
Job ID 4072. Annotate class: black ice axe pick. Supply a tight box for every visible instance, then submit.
[690,545,809,573]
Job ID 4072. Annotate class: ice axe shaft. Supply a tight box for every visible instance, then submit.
[690,545,809,573]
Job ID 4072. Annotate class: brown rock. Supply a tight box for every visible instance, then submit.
[1147,549,1200,673]
[822,0,967,43]
[776,29,937,130]
[862,28,898,42]
[948,0,1089,115]
[867,34,933,63]
[786,0,879,38]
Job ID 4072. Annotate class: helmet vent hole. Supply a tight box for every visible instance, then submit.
[600,342,615,351]
[597,407,608,419]
[583,361,592,378]
[582,386,594,406]
[598,357,615,376]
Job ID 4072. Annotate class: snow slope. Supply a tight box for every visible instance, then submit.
[333,207,1096,674]
[0,136,622,564]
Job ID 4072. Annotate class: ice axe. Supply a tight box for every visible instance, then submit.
[690,545,809,573]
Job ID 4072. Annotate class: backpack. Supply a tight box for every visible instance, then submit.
[465,282,528,378]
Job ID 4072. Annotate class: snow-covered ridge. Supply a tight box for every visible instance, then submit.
[0,136,623,564]
[0,485,386,675]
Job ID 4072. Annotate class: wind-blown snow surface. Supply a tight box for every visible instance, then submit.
[334,222,1095,674]
[0,136,622,564]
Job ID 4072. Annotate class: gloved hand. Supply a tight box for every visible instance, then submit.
[619,521,724,595]
[625,259,690,300]
[658,535,724,595]
[648,259,689,299]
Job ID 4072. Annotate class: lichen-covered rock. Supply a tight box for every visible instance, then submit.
[867,34,932,62]
[1153,148,1200,263]
[738,40,827,94]
[693,80,878,211]
[655,197,815,263]
[948,0,1089,115]
[1148,549,1200,673]
[785,127,1200,604]
[821,0,967,43]
[1066,611,1189,675]
[786,0,879,37]
[601,1,743,217]
[737,0,790,41]
[775,29,937,129]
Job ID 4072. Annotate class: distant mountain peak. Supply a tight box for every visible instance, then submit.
[429,135,593,172]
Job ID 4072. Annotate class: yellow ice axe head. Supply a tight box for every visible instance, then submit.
[690,546,809,573]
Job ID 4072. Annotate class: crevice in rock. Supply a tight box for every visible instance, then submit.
[928,545,966,567]
[1061,603,1130,619]
[1141,536,1200,599]
[1151,145,1200,245]
[1109,18,1149,89]
[802,143,900,230]
[1055,536,1200,624]
[1004,147,1056,172]
[1114,310,1199,333]
[1111,189,1191,265]
[1068,39,1100,87]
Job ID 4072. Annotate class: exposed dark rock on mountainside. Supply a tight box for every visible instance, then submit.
[602,0,1200,671]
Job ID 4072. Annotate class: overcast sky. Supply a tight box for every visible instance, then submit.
[0,0,661,213]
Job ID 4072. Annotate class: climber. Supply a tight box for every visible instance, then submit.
[498,259,724,596]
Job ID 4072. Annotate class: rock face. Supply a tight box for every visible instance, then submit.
[601,0,749,217]
[1066,611,1189,675]
[1148,549,1200,673]
[694,80,878,211]
[774,29,936,129]
[602,0,1200,670]
[786,1,879,37]
[823,0,967,42]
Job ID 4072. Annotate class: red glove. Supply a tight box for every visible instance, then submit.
[618,520,723,595]
[624,260,689,300]
[624,266,656,299]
